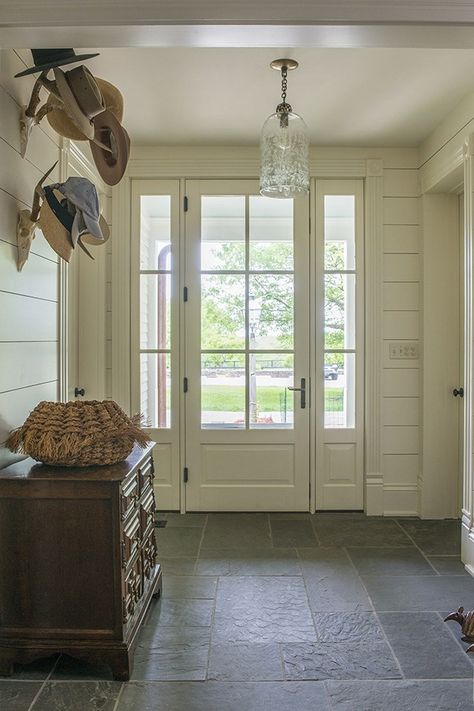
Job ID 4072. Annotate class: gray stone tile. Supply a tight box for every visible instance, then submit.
[132,627,210,681]
[157,512,207,527]
[51,655,113,680]
[269,512,311,520]
[145,598,214,627]
[155,527,202,557]
[33,681,121,710]
[118,681,331,711]
[213,576,316,643]
[282,641,400,680]
[11,655,58,680]
[428,556,469,575]
[137,624,211,648]
[158,557,196,575]
[363,574,474,611]
[163,575,217,599]
[298,548,372,612]
[314,612,385,643]
[312,516,413,547]
[207,642,284,680]
[196,547,301,576]
[397,518,461,555]
[0,681,42,710]
[270,519,319,547]
[325,679,474,710]
[201,514,272,549]
[347,546,435,577]
[378,611,473,679]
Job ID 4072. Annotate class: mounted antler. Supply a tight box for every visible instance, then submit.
[16,161,58,271]
[20,71,56,158]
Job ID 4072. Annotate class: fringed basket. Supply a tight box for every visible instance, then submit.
[6,400,150,467]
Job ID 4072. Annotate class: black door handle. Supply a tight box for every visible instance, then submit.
[74,387,85,397]
[453,387,464,398]
[288,378,306,409]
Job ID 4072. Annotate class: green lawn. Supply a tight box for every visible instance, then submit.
[201,385,343,411]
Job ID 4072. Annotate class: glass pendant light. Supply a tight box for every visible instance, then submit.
[260,58,310,199]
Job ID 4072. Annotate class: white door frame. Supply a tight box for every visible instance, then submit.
[112,149,383,513]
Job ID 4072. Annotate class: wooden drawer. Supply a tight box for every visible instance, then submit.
[138,457,154,493]
[142,527,158,582]
[140,485,155,536]
[120,473,139,521]
[121,511,141,571]
[122,553,144,625]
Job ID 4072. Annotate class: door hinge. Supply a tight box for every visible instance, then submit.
[183,467,189,483]
[183,377,189,393]
[183,195,188,212]
[183,286,188,302]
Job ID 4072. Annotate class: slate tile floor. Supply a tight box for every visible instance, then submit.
[3,513,474,710]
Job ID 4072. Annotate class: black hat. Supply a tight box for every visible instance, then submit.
[14,49,99,78]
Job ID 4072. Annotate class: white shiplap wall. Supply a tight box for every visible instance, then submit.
[382,167,420,515]
[0,49,62,467]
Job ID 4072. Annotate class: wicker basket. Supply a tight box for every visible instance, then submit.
[6,400,150,467]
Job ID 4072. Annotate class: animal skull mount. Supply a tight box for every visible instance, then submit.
[19,70,55,158]
[16,161,58,271]
[444,606,474,652]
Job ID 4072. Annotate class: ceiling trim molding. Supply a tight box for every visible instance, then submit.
[420,142,464,193]
[3,1,474,26]
[4,23,474,49]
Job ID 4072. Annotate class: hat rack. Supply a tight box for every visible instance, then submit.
[14,49,129,270]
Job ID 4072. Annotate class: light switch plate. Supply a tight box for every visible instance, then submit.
[389,342,419,360]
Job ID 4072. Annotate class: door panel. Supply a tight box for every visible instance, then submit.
[184,180,310,511]
[131,180,181,510]
[315,180,364,510]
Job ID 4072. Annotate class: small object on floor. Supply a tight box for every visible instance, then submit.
[155,519,167,528]
[444,606,474,643]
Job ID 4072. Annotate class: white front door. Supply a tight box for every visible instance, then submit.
[184,180,310,511]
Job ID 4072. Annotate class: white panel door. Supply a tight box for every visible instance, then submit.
[184,180,310,511]
[131,180,181,510]
[315,180,365,510]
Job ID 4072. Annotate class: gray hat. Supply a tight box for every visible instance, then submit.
[49,177,104,247]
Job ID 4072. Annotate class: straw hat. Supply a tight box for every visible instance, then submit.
[41,185,110,261]
[39,189,74,262]
[53,66,105,140]
[46,77,124,141]
[14,48,99,78]
[90,111,130,186]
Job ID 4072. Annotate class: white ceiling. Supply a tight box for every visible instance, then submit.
[85,47,474,147]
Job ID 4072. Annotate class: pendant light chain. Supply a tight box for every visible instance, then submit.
[281,65,288,104]
[276,65,292,116]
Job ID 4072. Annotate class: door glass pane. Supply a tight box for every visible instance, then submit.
[141,353,171,428]
[249,196,294,270]
[201,274,245,350]
[140,195,171,270]
[201,353,245,428]
[324,195,355,270]
[201,196,245,270]
[324,273,356,350]
[249,275,294,349]
[324,352,355,428]
[140,274,171,350]
[250,353,294,429]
